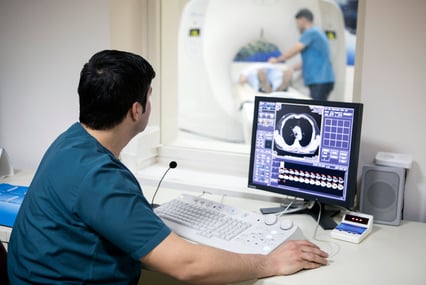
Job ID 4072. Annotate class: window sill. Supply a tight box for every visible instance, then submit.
[132,144,290,205]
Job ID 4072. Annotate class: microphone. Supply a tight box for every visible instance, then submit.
[151,161,177,208]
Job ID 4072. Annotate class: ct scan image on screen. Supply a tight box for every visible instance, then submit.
[273,103,322,158]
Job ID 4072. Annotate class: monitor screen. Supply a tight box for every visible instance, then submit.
[248,97,363,209]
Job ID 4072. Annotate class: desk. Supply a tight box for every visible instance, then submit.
[235,220,426,285]
[2,170,426,285]
[151,188,426,285]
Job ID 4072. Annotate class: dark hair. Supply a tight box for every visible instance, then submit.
[295,8,314,22]
[78,50,156,130]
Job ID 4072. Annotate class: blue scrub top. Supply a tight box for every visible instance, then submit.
[299,26,335,85]
[8,123,171,285]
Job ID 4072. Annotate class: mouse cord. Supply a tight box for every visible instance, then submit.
[311,201,340,258]
[312,200,322,239]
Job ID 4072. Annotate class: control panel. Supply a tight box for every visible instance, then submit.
[331,211,373,243]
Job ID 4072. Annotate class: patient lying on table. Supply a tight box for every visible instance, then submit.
[238,62,293,93]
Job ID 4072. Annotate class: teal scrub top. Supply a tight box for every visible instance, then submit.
[299,26,335,85]
[8,123,171,284]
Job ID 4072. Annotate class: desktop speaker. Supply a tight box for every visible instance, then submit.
[359,164,405,226]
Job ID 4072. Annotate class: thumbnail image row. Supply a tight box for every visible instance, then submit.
[278,167,345,190]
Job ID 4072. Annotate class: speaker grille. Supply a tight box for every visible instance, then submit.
[366,180,397,210]
[360,165,405,225]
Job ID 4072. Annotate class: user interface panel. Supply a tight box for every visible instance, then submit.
[249,98,359,204]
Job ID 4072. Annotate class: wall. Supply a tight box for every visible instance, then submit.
[0,0,110,170]
[160,0,188,144]
[110,0,161,128]
[356,0,426,222]
[0,0,157,170]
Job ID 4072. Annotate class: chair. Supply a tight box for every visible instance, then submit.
[0,242,8,285]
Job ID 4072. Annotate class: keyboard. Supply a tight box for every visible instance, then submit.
[154,194,304,255]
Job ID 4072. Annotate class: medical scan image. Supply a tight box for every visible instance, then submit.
[273,104,322,157]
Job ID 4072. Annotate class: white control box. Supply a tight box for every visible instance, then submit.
[331,212,373,244]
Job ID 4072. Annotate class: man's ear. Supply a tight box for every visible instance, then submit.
[129,102,143,121]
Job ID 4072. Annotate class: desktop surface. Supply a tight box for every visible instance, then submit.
[2,169,426,285]
[148,179,426,285]
[233,220,426,285]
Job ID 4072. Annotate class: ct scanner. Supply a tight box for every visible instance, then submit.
[178,0,346,143]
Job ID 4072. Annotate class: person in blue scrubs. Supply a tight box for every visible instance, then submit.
[269,8,335,100]
[8,50,328,284]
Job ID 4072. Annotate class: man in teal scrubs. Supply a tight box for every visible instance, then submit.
[269,8,335,100]
[8,50,328,284]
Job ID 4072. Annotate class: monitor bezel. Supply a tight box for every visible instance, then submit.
[247,96,363,209]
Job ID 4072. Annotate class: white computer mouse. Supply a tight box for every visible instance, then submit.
[279,219,294,230]
[264,214,278,225]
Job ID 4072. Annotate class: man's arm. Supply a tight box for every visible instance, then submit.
[141,232,328,285]
[269,42,306,63]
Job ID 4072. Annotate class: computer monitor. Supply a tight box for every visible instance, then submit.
[248,96,363,229]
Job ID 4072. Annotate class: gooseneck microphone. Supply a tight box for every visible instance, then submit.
[151,161,177,208]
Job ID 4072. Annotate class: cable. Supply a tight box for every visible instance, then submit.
[280,198,306,209]
[278,199,310,215]
[277,198,296,218]
[312,200,322,239]
[150,161,177,208]
[311,201,340,258]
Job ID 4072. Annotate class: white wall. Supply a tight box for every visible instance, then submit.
[357,0,426,222]
[0,0,110,170]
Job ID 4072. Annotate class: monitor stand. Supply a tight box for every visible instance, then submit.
[298,202,339,230]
